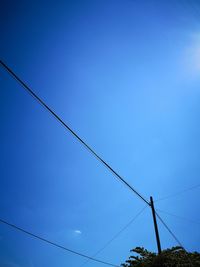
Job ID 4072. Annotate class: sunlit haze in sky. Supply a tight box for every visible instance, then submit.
[1,1,200,267]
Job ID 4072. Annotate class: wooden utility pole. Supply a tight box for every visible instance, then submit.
[150,196,162,254]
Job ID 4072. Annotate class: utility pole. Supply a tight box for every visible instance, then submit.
[150,196,162,254]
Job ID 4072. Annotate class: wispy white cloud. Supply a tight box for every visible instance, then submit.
[74,230,82,234]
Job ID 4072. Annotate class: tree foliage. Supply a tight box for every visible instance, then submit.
[121,246,200,267]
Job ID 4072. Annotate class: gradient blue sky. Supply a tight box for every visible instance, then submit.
[1,0,200,266]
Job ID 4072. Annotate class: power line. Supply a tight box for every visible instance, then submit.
[155,212,184,248]
[155,212,194,267]
[156,209,200,225]
[155,184,200,202]
[0,218,120,267]
[79,205,148,267]
[0,59,150,206]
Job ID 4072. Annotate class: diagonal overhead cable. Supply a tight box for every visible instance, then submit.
[155,212,184,248]
[155,212,194,267]
[156,209,200,225]
[0,59,150,206]
[0,218,120,267]
[155,184,200,203]
[79,205,148,267]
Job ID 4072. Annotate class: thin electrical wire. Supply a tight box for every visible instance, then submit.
[0,59,150,206]
[155,212,184,248]
[155,212,194,267]
[156,209,200,225]
[154,184,200,202]
[0,218,120,267]
[79,205,148,267]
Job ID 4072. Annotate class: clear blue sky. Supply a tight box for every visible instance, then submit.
[1,0,200,266]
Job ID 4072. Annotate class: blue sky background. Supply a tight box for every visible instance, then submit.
[1,0,200,266]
